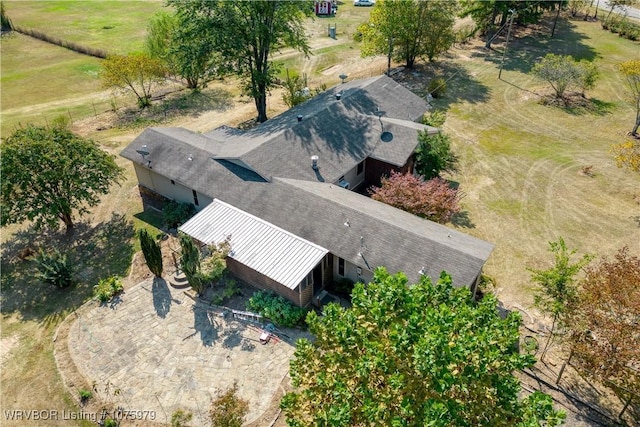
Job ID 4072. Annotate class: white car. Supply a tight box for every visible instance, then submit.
[354,0,375,6]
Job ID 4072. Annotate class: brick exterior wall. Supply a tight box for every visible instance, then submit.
[226,258,304,307]
[365,156,414,188]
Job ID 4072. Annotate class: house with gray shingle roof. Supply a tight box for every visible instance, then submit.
[121,75,494,307]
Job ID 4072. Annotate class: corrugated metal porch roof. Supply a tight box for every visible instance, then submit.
[179,199,329,290]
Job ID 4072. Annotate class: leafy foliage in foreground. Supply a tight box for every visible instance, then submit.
[282,268,565,427]
[247,291,307,327]
[209,382,248,427]
[370,172,461,223]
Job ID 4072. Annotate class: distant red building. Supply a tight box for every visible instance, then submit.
[315,1,336,16]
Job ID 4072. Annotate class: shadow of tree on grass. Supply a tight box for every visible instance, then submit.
[451,211,476,229]
[394,60,491,111]
[477,17,599,76]
[114,87,234,128]
[1,213,135,323]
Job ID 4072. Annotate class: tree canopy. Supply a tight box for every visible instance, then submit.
[1,125,124,233]
[101,53,167,109]
[370,172,461,223]
[415,130,457,179]
[528,237,592,357]
[168,0,313,122]
[460,0,558,48]
[282,267,565,426]
[358,0,457,68]
[145,10,224,90]
[567,247,640,396]
[531,54,599,101]
[618,59,640,136]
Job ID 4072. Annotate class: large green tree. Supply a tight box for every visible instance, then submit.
[282,267,565,426]
[359,0,457,68]
[1,125,124,233]
[145,10,224,90]
[168,0,313,122]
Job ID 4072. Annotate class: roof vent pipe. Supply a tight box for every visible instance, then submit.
[297,114,303,122]
[311,155,319,170]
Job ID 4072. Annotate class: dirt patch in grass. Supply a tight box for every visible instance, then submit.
[0,335,19,367]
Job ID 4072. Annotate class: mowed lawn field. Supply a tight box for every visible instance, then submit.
[1,3,639,426]
[437,17,640,306]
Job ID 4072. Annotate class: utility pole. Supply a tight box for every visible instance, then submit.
[498,10,515,79]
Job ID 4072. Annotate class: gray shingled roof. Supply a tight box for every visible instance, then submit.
[120,128,266,195]
[207,179,494,288]
[121,76,494,287]
[232,75,433,182]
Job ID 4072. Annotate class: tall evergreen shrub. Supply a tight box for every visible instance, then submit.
[139,229,163,277]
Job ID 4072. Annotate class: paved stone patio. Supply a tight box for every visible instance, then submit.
[67,278,302,426]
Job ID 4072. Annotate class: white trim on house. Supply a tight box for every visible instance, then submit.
[179,199,329,290]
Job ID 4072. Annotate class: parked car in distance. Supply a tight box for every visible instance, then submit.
[354,0,375,6]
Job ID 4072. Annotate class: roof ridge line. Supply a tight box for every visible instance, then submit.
[273,178,492,260]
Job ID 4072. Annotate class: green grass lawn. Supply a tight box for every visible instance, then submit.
[430,17,640,304]
[0,33,104,133]
[3,0,163,54]
[1,6,639,425]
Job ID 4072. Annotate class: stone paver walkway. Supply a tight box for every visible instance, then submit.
[67,278,299,426]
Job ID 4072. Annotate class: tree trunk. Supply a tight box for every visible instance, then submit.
[631,116,640,136]
[255,92,268,123]
[406,57,415,69]
[485,5,500,48]
[541,315,557,360]
[61,212,74,235]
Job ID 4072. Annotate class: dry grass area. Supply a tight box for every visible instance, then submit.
[2,11,639,427]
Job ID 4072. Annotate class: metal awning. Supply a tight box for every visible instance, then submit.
[179,199,328,290]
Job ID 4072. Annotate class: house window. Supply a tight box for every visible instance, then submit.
[338,257,345,276]
[171,179,175,185]
[192,189,199,206]
[357,161,364,175]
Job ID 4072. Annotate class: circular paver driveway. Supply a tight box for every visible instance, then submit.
[67,278,297,426]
